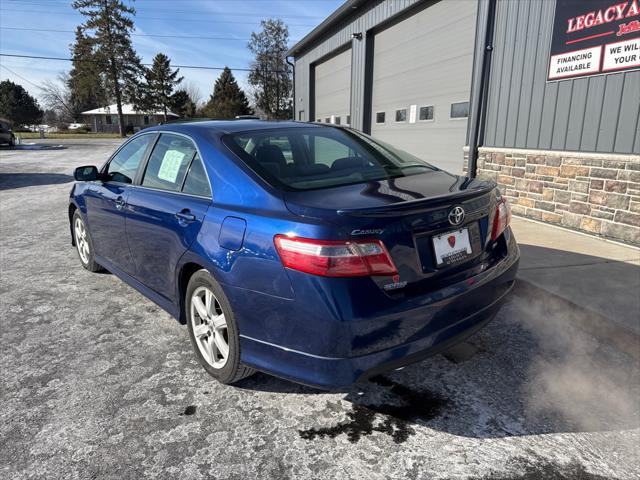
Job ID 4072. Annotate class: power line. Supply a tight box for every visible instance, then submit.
[5,1,327,18]
[6,0,331,6]
[0,8,317,26]
[0,7,323,19]
[0,64,43,89]
[0,26,300,43]
[0,53,290,73]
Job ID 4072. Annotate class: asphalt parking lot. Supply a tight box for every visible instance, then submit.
[1,139,639,480]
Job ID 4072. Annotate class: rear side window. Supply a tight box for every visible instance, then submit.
[142,134,196,192]
[105,134,154,183]
[182,154,211,197]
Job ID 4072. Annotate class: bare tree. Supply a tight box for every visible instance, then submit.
[40,74,81,124]
[183,80,203,108]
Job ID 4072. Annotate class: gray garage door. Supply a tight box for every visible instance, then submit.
[370,0,477,173]
[314,48,351,126]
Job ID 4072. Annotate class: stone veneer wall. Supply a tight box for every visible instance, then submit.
[463,147,640,245]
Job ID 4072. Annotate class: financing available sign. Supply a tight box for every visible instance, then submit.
[548,0,640,81]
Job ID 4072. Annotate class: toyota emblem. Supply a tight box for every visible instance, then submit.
[448,206,465,226]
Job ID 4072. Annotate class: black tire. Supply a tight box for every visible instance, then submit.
[186,270,254,384]
[72,210,103,272]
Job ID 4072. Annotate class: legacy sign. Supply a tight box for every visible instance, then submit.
[548,0,640,81]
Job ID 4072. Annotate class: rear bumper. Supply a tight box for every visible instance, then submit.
[240,278,513,389]
[231,234,519,390]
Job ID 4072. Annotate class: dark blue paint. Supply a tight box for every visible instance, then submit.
[218,216,247,251]
[83,182,136,274]
[69,121,519,389]
[125,187,210,300]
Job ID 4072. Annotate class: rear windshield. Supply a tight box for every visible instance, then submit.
[222,127,437,191]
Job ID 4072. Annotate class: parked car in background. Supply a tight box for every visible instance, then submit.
[68,121,519,389]
[0,122,15,147]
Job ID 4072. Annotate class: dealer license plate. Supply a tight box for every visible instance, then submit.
[432,228,473,266]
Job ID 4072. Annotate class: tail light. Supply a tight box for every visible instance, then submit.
[491,197,511,241]
[274,235,398,277]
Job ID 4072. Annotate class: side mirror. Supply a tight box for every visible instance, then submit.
[74,165,99,181]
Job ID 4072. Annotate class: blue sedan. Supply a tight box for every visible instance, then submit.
[69,120,519,389]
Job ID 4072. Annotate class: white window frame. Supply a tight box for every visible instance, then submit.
[375,111,386,124]
[395,108,407,123]
[418,105,435,122]
[449,101,470,120]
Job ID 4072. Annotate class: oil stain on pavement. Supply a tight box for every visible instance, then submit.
[299,375,450,444]
[179,405,197,416]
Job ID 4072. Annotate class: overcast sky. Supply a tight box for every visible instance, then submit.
[0,0,343,105]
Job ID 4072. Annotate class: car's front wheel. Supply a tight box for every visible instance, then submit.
[72,211,102,272]
[186,270,254,384]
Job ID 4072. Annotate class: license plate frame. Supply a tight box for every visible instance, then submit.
[432,228,473,267]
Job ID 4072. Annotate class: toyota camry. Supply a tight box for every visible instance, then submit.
[69,120,519,389]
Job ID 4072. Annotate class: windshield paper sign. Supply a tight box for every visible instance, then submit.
[548,0,640,81]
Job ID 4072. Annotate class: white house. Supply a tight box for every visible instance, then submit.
[82,104,179,133]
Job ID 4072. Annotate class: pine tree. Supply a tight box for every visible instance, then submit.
[248,19,292,119]
[142,53,183,120]
[67,27,108,115]
[72,0,144,136]
[170,89,197,118]
[202,67,252,119]
[0,80,43,126]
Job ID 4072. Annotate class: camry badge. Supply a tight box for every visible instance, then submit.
[448,206,465,226]
[351,229,384,235]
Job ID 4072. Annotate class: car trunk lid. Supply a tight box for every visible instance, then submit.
[283,171,501,292]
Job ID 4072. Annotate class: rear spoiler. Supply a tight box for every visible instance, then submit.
[337,184,495,217]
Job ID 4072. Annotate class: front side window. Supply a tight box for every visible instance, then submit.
[104,134,154,183]
[141,133,197,192]
[223,127,436,192]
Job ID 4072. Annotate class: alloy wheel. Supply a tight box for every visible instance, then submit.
[74,217,90,264]
[190,286,230,369]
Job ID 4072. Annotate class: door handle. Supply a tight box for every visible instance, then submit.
[175,210,196,224]
[115,196,126,210]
